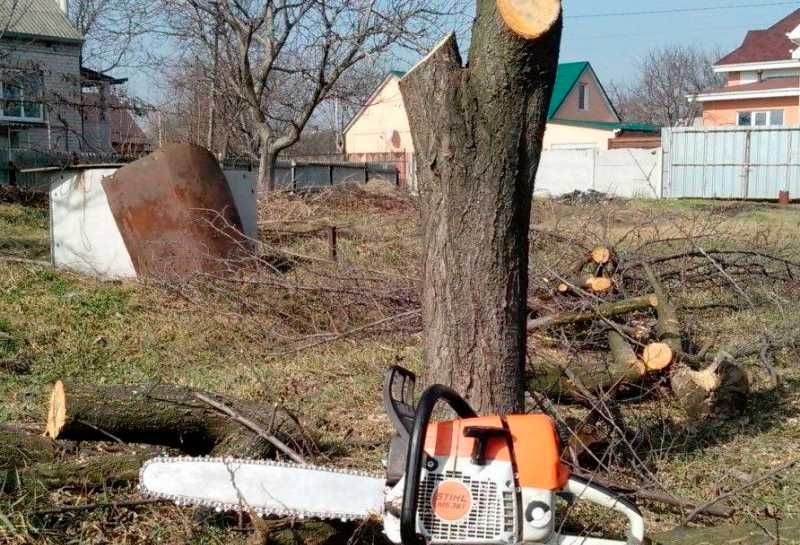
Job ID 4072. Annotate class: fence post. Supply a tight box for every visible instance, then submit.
[742,129,751,199]
[291,160,297,191]
[364,163,369,184]
[329,164,334,186]
[328,226,338,262]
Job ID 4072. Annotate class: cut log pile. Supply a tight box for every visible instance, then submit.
[526,246,752,421]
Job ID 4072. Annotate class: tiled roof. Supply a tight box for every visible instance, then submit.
[717,9,800,65]
[0,0,83,42]
[704,76,799,94]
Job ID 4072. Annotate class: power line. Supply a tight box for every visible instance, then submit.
[566,1,800,19]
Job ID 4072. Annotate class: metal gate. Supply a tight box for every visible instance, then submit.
[662,126,800,199]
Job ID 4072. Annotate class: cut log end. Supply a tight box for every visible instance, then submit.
[591,246,612,265]
[583,276,613,293]
[497,0,562,40]
[46,380,66,439]
[642,342,674,372]
[557,283,570,294]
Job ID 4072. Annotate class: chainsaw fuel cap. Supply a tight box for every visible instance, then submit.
[525,501,552,527]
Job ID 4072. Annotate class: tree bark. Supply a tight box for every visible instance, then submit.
[0,427,55,470]
[527,294,658,331]
[45,382,305,458]
[398,2,562,414]
[3,453,149,494]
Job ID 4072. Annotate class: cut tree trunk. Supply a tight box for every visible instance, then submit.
[671,354,750,420]
[45,382,305,458]
[591,246,612,265]
[582,276,613,293]
[527,294,658,331]
[0,427,55,470]
[642,342,674,372]
[398,1,562,413]
[3,453,148,494]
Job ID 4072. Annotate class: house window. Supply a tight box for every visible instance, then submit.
[0,72,43,122]
[578,83,588,111]
[737,110,784,127]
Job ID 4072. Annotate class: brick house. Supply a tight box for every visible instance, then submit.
[690,9,800,127]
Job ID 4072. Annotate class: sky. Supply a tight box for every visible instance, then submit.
[558,0,800,85]
[123,1,800,105]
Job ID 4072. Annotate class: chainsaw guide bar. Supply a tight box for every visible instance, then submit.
[139,456,386,521]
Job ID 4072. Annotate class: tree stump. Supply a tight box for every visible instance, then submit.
[399,0,562,413]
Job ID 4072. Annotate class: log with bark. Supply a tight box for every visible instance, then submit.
[527,294,658,331]
[642,264,750,419]
[2,453,150,494]
[0,427,55,470]
[398,0,562,413]
[45,382,308,458]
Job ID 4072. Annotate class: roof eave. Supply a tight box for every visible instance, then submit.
[2,30,83,44]
[690,88,800,102]
[713,59,800,72]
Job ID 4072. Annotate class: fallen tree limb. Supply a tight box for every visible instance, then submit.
[642,264,681,355]
[0,428,54,470]
[527,294,658,331]
[685,457,799,522]
[45,382,308,459]
[3,453,149,494]
[194,393,305,464]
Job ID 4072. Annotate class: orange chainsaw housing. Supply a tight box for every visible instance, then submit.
[423,415,570,491]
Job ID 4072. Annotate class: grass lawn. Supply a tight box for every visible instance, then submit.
[1,190,800,543]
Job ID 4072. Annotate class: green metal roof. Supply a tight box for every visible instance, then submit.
[549,119,662,133]
[0,0,83,42]
[390,70,407,79]
[547,62,589,119]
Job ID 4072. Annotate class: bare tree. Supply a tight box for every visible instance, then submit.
[162,0,457,191]
[69,0,155,73]
[610,46,723,127]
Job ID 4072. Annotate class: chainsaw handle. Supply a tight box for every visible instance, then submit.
[556,476,644,545]
[400,385,477,545]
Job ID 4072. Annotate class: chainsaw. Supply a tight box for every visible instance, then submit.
[140,366,644,545]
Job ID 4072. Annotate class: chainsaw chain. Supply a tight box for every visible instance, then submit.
[139,455,385,521]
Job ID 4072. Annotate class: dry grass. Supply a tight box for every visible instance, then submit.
[1,188,800,543]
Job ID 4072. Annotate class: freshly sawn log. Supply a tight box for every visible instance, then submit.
[45,381,304,458]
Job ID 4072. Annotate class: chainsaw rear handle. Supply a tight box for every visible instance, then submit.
[555,476,645,545]
[400,384,478,545]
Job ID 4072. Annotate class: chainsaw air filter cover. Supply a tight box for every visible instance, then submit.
[415,415,569,545]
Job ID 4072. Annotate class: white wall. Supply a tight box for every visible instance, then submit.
[49,166,258,279]
[534,148,662,199]
[50,168,137,278]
